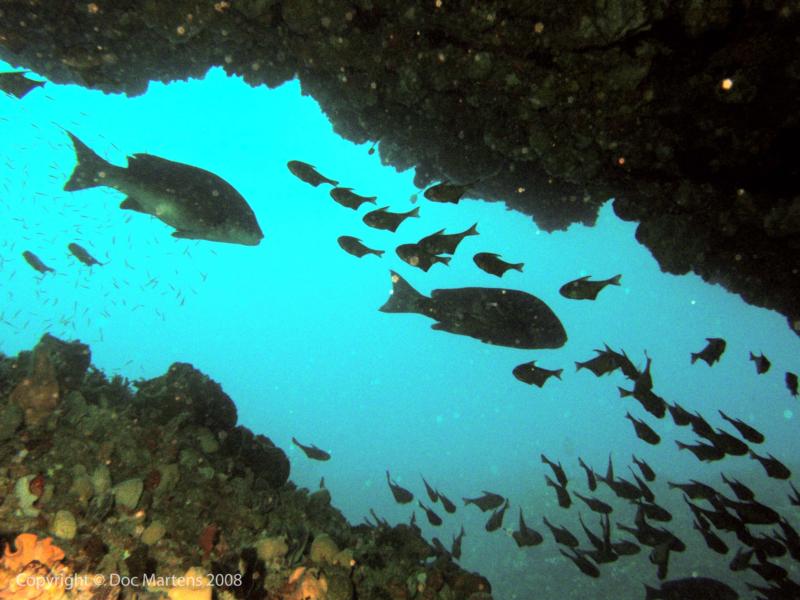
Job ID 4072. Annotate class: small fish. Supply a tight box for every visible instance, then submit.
[0,71,45,98]
[612,539,641,556]
[690,337,726,365]
[437,490,456,514]
[367,140,378,155]
[421,476,439,503]
[720,474,754,501]
[749,351,771,374]
[644,577,738,600]
[396,243,450,272]
[286,160,338,187]
[625,413,660,445]
[418,500,442,526]
[463,491,505,512]
[386,471,414,504]
[693,518,729,554]
[632,455,656,482]
[574,492,612,514]
[362,206,419,232]
[451,526,465,559]
[559,274,621,300]
[749,450,791,479]
[291,437,330,461]
[337,236,384,258]
[729,546,753,571]
[707,428,748,456]
[560,548,600,578]
[718,496,779,525]
[786,371,798,397]
[329,187,376,210]
[578,457,597,491]
[667,480,718,501]
[473,252,524,277]
[423,180,473,204]
[542,517,579,547]
[675,439,725,462]
[68,242,104,266]
[667,402,693,427]
[545,475,571,509]
[636,501,672,522]
[718,411,764,444]
[541,454,568,488]
[512,361,563,388]
[630,470,655,503]
[512,509,543,547]
[575,345,623,377]
[417,223,478,255]
[484,499,509,532]
[22,251,54,274]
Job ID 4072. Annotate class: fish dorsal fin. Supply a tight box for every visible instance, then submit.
[575,275,592,282]
[119,197,147,213]
[375,206,389,212]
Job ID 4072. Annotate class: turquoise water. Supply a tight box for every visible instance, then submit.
[2,62,798,599]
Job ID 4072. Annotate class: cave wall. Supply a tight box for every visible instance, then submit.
[1,0,798,333]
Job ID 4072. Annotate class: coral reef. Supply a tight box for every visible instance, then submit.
[0,2,798,334]
[0,336,492,599]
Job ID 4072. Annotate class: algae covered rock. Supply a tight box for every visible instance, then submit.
[222,425,290,489]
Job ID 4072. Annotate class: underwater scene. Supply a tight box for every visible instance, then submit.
[1,55,800,600]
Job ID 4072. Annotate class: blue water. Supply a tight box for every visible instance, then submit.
[2,62,798,599]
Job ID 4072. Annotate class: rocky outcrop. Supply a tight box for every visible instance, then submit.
[1,1,798,333]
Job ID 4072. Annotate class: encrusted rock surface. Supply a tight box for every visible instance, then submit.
[1,1,798,333]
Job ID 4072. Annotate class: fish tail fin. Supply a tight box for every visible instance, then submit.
[609,274,622,286]
[690,352,699,364]
[513,262,524,272]
[675,441,687,451]
[618,386,632,398]
[64,131,112,192]
[409,206,420,218]
[379,271,427,314]
[554,369,563,380]
[749,352,756,360]
[372,249,385,257]
[575,361,583,372]
[435,255,451,267]
[466,222,479,236]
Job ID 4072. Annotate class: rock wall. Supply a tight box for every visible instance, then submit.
[1,0,798,333]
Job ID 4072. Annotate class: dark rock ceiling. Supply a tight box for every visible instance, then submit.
[1,0,798,335]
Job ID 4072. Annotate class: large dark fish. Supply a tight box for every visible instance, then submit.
[67,243,104,266]
[291,437,330,461]
[395,243,450,272]
[418,223,478,255]
[386,471,413,504]
[0,71,44,98]
[329,187,376,209]
[559,274,621,300]
[625,413,660,445]
[749,351,771,374]
[749,451,791,479]
[644,577,738,600]
[786,371,798,397]
[473,252,523,278]
[512,509,543,547]
[287,160,338,187]
[463,491,505,512]
[691,337,726,365]
[513,361,563,387]
[65,132,263,245]
[380,271,567,349]
[337,236,383,258]
[22,251,54,274]
[362,206,419,232]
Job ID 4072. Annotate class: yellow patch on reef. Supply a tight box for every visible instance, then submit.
[166,567,212,600]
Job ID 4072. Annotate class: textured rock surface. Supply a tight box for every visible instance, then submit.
[1,1,798,333]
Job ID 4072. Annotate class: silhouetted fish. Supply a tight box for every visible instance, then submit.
[463,491,505,512]
[421,476,438,503]
[363,206,419,232]
[484,499,509,532]
[749,351,771,374]
[578,457,597,491]
[287,160,338,187]
[337,236,384,258]
[667,402,693,427]
[667,480,717,501]
[626,413,660,445]
[395,243,450,272]
[718,411,764,444]
[632,455,656,482]
[329,187,376,209]
[676,439,725,462]
[691,337,726,365]
[423,180,473,203]
[0,71,44,98]
[693,518,729,554]
[749,451,790,479]
[380,271,567,349]
[68,243,103,266]
[644,577,738,600]
[559,274,621,300]
[542,517,579,547]
[786,371,798,397]
[560,548,599,578]
[291,437,330,461]
[720,474,755,502]
[545,475,571,509]
[65,132,263,245]
[513,361,563,387]
[22,251,54,274]
[418,223,478,255]
[437,490,456,514]
[473,252,523,278]
[574,492,612,515]
[512,509,543,547]
[707,428,748,456]
[636,501,672,522]
[451,525,465,559]
[729,546,753,571]
[575,345,623,377]
[418,500,442,526]
[541,454,568,488]
[386,471,413,504]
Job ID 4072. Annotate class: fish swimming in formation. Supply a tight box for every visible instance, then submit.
[644,577,738,600]
[463,491,505,512]
[451,526,465,558]
[395,243,450,272]
[421,476,438,503]
[423,180,474,204]
[545,475,571,509]
[22,250,54,274]
[578,457,597,491]
[787,371,799,397]
[473,252,524,278]
[363,206,420,232]
[541,454,568,488]
[380,271,567,349]
[0,71,45,98]
[291,437,330,461]
[64,132,263,245]
[718,411,764,444]
[287,160,338,187]
[438,491,456,514]
[386,471,413,504]
[749,351,771,374]
[484,499,509,532]
[691,337,726,365]
[559,274,622,300]
[512,509,544,547]
[512,361,563,387]
[337,236,384,258]
[67,243,104,266]
[542,517,579,547]
[329,187,376,210]
[676,439,725,462]
[632,455,656,482]
[417,223,478,255]
[418,500,442,526]
[749,450,790,479]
